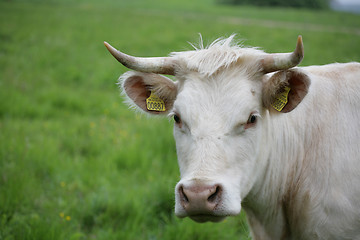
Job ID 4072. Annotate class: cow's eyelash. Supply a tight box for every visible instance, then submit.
[168,110,178,118]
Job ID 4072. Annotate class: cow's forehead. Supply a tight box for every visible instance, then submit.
[173,71,262,125]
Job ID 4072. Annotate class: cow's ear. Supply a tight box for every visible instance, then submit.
[120,71,177,115]
[262,69,310,113]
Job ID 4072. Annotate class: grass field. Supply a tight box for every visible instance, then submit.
[1,0,360,239]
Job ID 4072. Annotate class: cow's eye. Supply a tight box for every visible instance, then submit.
[245,114,258,129]
[174,114,181,124]
[248,115,257,124]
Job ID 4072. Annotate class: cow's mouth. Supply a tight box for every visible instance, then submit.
[189,214,226,223]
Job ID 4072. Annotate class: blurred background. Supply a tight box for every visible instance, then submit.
[0,0,359,239]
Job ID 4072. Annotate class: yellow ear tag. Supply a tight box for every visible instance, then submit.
[146,92,166,112]
[272,86,291,112]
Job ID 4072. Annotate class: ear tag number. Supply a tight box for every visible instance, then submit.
[146,92,166,112]
[272,86,291,112]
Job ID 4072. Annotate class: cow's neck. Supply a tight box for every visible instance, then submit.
[243,110,309,239]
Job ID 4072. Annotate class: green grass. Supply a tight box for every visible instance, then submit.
[0,0,359,239]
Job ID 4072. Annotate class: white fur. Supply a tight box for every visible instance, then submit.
[170,34,264,77]
[119,36,360,240]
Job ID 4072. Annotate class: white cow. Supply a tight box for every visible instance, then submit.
[104,35,360,239]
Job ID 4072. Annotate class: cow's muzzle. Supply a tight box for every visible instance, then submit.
[176,182,226,222]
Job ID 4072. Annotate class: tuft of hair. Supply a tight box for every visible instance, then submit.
[170,34,265,77]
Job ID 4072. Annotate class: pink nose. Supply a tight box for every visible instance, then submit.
[178,184,222,214]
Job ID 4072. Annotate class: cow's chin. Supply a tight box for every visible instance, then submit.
[189,215,226,223]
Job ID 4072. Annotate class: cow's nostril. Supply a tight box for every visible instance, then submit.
[207,185,221,203]
[179,186,189,203]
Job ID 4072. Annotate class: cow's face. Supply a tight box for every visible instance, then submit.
[171,70,264,222]
[118,68,309,222]
[105,35,309,223]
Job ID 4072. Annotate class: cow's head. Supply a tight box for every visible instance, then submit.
[104,35,310,223]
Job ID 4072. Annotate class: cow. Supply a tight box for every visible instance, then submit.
[104,35,360,239]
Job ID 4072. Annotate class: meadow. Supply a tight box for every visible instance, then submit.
[0,0,359,239]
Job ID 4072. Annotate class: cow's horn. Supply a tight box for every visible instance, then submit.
[104,42,176,75]
[261,35,304,73]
